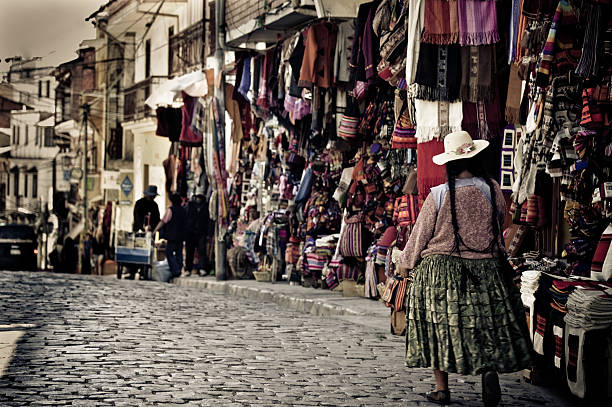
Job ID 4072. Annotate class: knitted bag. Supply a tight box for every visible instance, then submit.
[338,97,362,140]
[393,195,420,227]
[391,103,417,149]
[338,214,368,258]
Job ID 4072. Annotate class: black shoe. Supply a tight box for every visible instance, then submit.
[482,370,501,407]
[426,389,451,405]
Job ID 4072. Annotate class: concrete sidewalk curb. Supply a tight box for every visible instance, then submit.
[172,277,390,319]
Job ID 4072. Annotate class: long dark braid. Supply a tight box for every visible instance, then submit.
[447,163,463,255]
[446,156,501,256]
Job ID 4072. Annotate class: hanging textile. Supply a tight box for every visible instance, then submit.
[180,91,202,145]
[459,45,494,103]
[456,0,500,46]
[421,0,459,45]
[413,43,462,101]
[414,99,463,143]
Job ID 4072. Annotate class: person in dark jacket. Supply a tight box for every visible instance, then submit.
[153,193,187,278]
[184,192,210,276]
[133,185,161,232]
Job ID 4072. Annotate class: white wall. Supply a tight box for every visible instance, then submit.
[133,0,204,82]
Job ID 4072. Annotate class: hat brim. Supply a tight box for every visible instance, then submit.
[432,140,490,166]
[144,191,159,197]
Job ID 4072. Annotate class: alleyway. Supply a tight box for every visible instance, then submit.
[0,271,576,406]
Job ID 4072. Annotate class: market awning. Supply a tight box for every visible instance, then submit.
[145,70,208,109]
[55,119,94,139]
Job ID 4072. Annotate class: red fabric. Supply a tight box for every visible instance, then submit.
[179,91,202,146]
[416,140,447,207]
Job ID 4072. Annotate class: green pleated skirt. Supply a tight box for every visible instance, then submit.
[405,254,532,375]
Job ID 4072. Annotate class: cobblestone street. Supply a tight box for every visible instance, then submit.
[0,271,576,406]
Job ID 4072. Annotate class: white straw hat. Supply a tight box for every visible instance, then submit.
[432,131,489,166]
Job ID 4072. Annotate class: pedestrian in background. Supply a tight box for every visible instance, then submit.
[133,185,161,232]
[82,233,93,275]
[128,185,161,279]
[92,229,105,276]
[184,191,210,276]
[398,131,531,406]
[153,193,187,278]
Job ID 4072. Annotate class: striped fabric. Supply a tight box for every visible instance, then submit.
[591,223,612,281]
[393,195,420,227]
[421,0,459,45]
[305,253,327,275]
[338,216,364,257]
[457,0,500,46]
[536,0,576,86]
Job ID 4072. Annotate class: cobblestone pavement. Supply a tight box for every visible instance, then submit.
[0,271,577,406]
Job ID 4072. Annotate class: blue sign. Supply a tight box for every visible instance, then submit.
[120,175,133,197]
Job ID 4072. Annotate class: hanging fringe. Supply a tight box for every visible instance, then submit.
[414,84,457,102]
[460,85,493,103]
[421,32,459,45]
[415,125,461,144]
[505,107,520,124]
[459,31,500,46]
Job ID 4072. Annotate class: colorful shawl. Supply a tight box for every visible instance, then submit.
[457,0,500,46]
[414,43,462,101]
[421,0,459,45]
[536,0,577,87]
[414,99,463,143]
[459,45,493,102]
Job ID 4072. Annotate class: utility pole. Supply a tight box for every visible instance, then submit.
[82,103,90,235]
[214,0,226,280]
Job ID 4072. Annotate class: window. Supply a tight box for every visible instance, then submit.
[32,173,37,198]
[145,39,151,78]
[12,125,16,144]
[16,126,20,145]
[24,174,28,198]
[24,125,28,145]
[168,26,174,75]
[38,81,42,97]
[89,146,98,172]
[44,127,54,147]
[45,81,50,98]
[13,171,19,196]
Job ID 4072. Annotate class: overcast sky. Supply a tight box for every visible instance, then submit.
[0,0,108,74]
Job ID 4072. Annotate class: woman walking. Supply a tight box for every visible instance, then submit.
[399,131,532,406]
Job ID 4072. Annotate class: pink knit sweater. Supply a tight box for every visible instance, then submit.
[398,178,506,270]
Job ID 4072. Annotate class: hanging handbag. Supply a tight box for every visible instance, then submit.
[338,214,367,258]
[391,102,417,149]
[338,96,362,140]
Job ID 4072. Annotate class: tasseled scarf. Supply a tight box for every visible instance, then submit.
[457,0,500,46]
[505,63,524,123]
[414,43,462,101]
[414,99,463,143]
[421,0,459,45]
[459,44,494,102]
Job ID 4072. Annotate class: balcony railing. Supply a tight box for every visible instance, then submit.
[169,20,204,78]
[123,76,166,122]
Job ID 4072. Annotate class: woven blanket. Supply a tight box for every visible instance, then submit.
[421,0,459,44]
[457,0,500,46]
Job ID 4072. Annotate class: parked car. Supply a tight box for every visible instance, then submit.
[0,224,38,271]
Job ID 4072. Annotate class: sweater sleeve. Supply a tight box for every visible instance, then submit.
[398,193,437,269]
